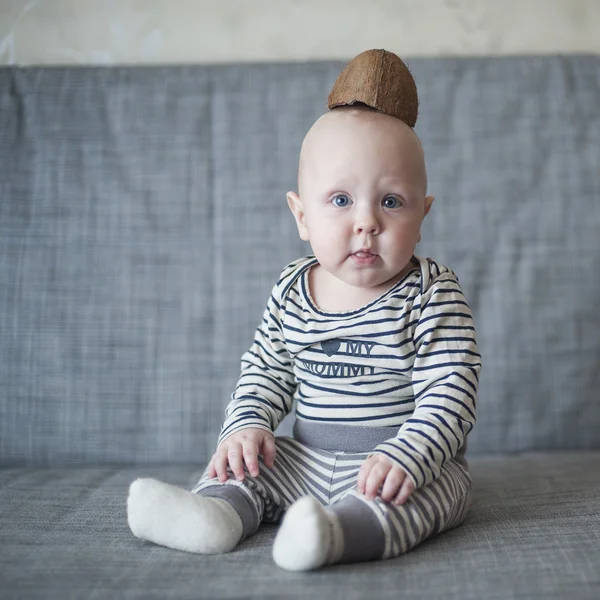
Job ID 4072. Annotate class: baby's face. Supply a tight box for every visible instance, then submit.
[287,108,434,292]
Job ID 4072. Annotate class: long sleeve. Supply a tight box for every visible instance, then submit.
[217,284,297,446]
[372,271,481,489]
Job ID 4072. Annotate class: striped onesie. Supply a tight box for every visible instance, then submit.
[194,254,481,562]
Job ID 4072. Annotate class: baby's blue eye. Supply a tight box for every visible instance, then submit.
[333,195,351,207]
[383,196,400,208]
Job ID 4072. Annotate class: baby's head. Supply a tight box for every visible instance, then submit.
[287,104,434,291]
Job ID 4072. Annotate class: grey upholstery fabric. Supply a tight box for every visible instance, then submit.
[1,57,600,467]
[1,453,599,600]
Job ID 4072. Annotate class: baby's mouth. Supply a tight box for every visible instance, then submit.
[351,251,379,264]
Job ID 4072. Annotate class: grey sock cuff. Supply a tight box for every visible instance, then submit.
[198,485,259,541]
[331,494,386,563]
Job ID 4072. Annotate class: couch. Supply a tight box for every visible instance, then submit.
[1,55,599,599]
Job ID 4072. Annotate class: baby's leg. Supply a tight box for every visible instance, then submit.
[192,437,335,539]
[332,458,472,562]
[128,437,318,554]
[273,458,472,570]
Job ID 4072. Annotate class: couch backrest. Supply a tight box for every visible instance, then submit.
[1,57,599,466]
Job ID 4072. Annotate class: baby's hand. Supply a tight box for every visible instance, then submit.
[208,429,276,482]
[357,454,415,505]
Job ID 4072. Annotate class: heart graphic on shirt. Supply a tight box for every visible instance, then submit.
[321,339,341,356]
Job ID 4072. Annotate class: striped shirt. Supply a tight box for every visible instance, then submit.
[218,255,481,489]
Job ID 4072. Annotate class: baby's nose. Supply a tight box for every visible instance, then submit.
[353,213,380,235]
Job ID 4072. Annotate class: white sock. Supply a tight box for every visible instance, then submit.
[272,496,344,571]
[127,478,243,554]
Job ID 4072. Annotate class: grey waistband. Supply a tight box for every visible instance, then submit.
[292,420,468,466]
[293,420,399,453]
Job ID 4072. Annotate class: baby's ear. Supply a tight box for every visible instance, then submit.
[424,195,435,217]
[286,192,309,241]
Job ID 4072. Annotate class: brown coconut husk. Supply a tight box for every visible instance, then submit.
[327,49,419,127]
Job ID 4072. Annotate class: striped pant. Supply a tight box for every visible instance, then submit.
[192,435,472,562]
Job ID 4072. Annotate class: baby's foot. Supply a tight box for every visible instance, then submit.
[272,496,344,571]
[127,478,243,554]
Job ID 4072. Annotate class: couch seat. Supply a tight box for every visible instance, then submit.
[1,452,599,600]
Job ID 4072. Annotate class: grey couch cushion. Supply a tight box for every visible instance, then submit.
[1,453,599,599]
[1,57,600,466]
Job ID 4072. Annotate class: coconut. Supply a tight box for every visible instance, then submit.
[327,49,419,127]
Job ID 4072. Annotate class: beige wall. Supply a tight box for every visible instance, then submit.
[1,0,599,65]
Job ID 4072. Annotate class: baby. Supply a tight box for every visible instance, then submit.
[127,53,481,572]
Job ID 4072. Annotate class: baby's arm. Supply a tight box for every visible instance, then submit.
[370,270,481,491]
[217,279,296,445]
[212,267,299,476]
